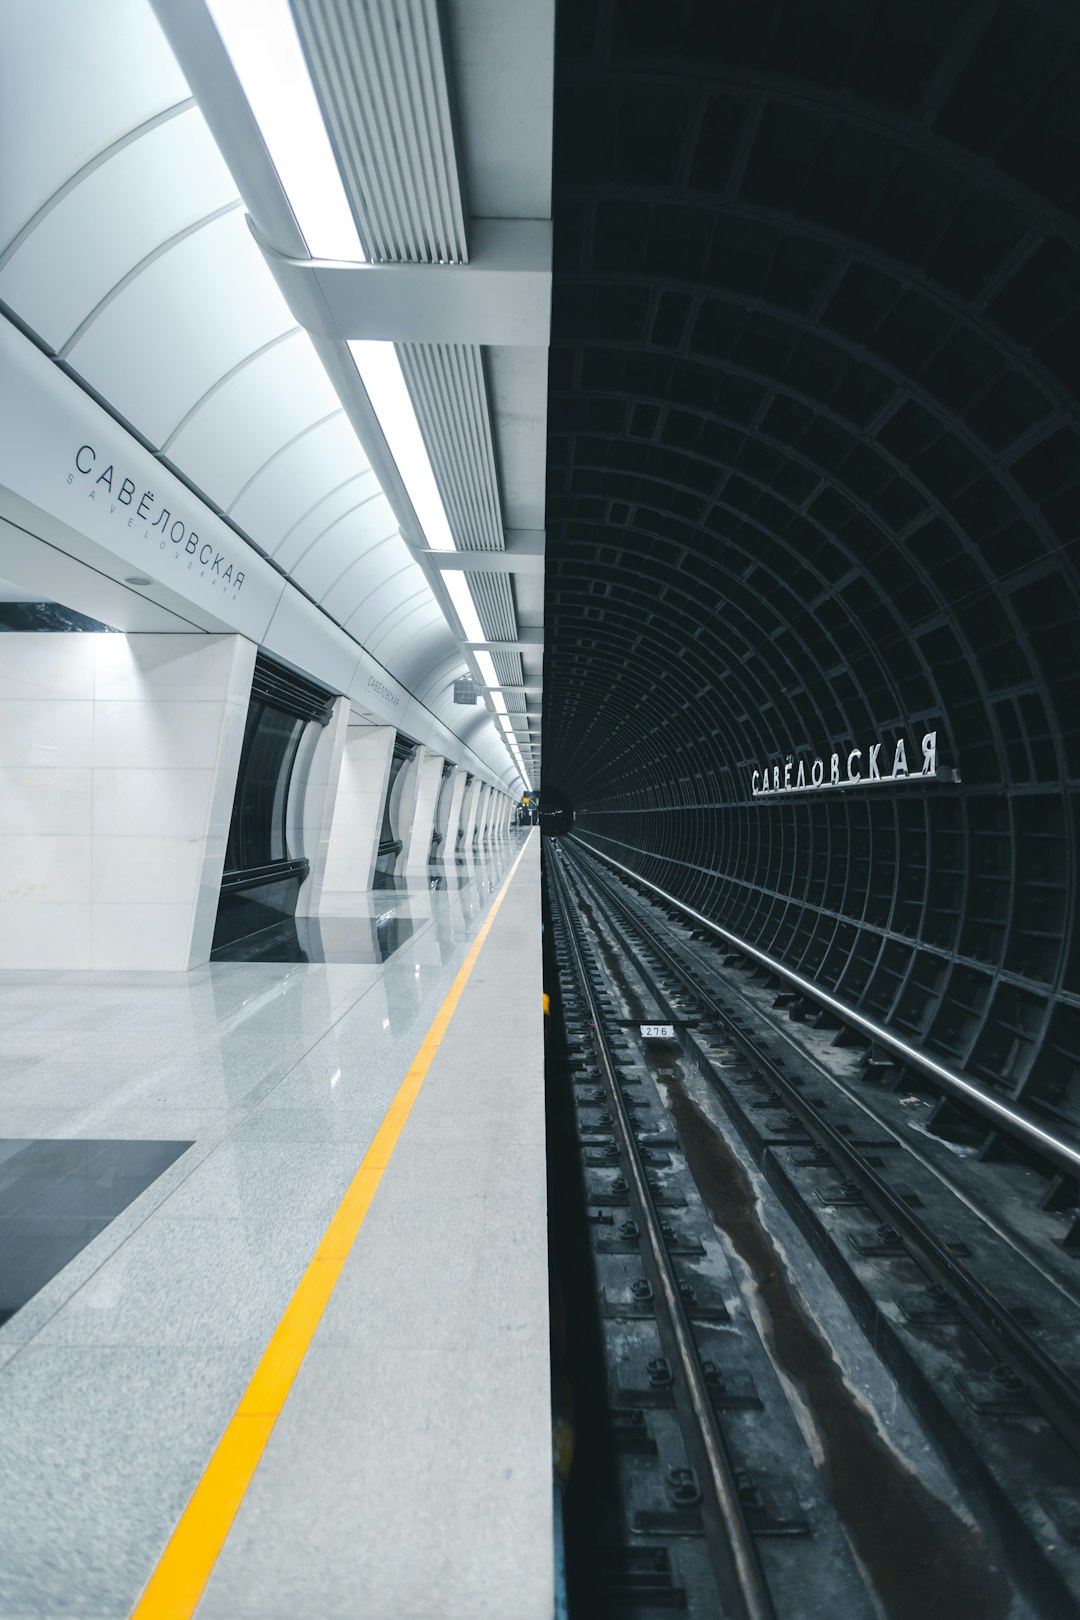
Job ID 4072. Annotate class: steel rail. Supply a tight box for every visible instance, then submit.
[548,854,778,1620]
[568,844,1080,1465]
[571,836,1080,1181]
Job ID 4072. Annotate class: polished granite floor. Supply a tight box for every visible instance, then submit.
[0,837,529,1618]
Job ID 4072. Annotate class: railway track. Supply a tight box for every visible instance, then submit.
[547,836,1080,1619]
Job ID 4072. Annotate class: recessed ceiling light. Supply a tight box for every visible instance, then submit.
[205,0,364,260]
[124,576,152,586]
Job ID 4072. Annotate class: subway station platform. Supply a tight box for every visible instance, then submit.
[0,830,550,1620]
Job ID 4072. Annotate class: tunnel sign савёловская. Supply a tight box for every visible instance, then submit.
[751,732,953,797]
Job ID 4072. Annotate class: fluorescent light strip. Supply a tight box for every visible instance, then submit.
[473,650,498,686]
[205,0,365,261]
[348,342,454,551]
[442,572,485,642]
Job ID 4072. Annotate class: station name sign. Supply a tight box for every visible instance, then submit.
[365,672,400,709]
[752,731,952,797]
[69,443,246,594]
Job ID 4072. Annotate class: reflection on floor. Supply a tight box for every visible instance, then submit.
[215,914,417,965]
[212,860,483,961]
[373,872,474,892]
[0,1139,191,1324]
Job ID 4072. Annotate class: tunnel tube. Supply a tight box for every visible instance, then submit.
[544,0,1080,1134]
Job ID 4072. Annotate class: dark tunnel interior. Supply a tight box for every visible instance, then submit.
[543,0,1080,1131]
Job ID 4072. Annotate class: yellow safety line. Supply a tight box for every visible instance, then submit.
[131,833,534,1620]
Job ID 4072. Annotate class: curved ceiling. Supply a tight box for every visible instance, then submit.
[0,0,514,772]
[544,0,1080,1124]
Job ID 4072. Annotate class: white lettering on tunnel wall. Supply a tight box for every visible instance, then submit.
[750,733,955,797]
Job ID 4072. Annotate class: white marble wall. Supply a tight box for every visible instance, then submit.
[321,724,396,896]
[292,696,349,918]
[404,749,446,871]
[0,632,255,970]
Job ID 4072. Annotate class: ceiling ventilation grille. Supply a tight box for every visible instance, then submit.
[290,0,468,263]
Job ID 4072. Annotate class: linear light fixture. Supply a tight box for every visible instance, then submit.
[204,0,365,261]
[348,341,455,551]
[472,650,499,686]
[442,571,485,642]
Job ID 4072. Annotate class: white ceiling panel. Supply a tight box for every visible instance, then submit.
[318,538,412,622]
[417,652,469,705]
[166,328,342,509]
[291,490,399,576]
[229,413,361,538]
[369,599,445,664]
[381,618,456,690]
[292,524,396,604]
[458,707,494,744]
[0,109,238,352]
[0,0,188,250]
[343,564,431,638]
[284,503,399,597]
[270,476,381,573]
[65,210,293,447]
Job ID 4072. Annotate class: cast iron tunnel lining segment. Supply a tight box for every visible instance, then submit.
[544,0,1080,1130]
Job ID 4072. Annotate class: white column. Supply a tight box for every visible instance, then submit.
[429,761,453,859]
[472,783,490,848]
[387,745,420,854]
[488,786,503,843]
[0,631,255,971]
[321,724,396,896]
[292,695,349,917]
[460,777,482,849]
[485,793,498,841]
[480,785,496,844]
[442,767,468,859]
[404,748,445,871]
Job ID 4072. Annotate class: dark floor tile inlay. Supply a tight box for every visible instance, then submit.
[0,1139,192,1325]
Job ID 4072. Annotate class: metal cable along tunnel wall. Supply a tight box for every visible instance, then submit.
[544,0,1080,1138]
